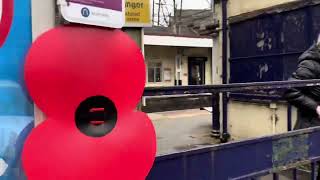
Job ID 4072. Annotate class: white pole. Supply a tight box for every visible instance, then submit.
[31,0,56,126]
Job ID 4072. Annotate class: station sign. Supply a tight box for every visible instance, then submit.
[59,0,125,28]
[124,0,152,27]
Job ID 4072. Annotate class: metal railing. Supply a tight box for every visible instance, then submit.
[144,79,320,140]
[144,79,320,179]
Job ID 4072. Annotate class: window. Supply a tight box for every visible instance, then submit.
[148,62,162,83]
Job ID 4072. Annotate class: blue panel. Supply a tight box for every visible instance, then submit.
[282,54,300,81]
[308,129,320,159]
[148,128,320,180]
[186,152,213,180]
[0,81,33,116]
[0,81,34,180]
[282,9,309,53]
[230,15,285,84]
[147,157,186,180]
[230,57,283,83]
[213,140,273,179]
[230,15,282,58]
[311,5,320,42]
[0,0,33,116]
[0,0,32,86]
[230,19,256,58]
[229,5,320,99]
[0,118,33,180]
[0,0,34,179]
[254,15,282,56]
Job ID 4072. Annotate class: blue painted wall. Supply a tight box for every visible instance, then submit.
[0,0,34,179]
[229,5,320,99]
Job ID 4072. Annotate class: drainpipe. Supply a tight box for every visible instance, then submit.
[211,0,221,138]
[270,103,278,134]
[221,0,230,142]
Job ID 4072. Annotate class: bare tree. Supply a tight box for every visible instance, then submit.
[178,0,182,34]
[157,0,161,26]
[152,0,155,24]
[161,0,169,26]
[206,0,211,7]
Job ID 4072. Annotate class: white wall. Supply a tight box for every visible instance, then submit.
[144,35,213,48]
[228,101,297,140]
[145,46,176,87]
[31,0,56,41]
[145,45,213,87]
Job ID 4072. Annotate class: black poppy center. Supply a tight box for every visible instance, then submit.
[75,96,117,137]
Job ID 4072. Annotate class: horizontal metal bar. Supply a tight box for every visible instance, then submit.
[143,93,211,99]
[229,51,304,61]
[148,126,320,180]
[144,79,320,96]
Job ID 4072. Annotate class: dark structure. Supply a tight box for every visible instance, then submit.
[145,9,219,37]
[229,0,320,100]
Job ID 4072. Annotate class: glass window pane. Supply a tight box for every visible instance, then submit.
[149,63,154,68]
[149,62,162,68]
[156,63,162,67]
[148,68,155,82]
[155,68,161,82]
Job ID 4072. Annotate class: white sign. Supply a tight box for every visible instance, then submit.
[0,158,8,176]
[58,0,125,28]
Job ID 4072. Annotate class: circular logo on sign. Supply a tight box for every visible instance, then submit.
[81,7,90,17]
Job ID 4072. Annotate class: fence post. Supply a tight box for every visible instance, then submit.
[292,168,297,180]
[212,93,220,138]
[287,105,292,131]
[311,162,317,180]
[221,93,230,142]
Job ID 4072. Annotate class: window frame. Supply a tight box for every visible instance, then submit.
[147,61,163,83]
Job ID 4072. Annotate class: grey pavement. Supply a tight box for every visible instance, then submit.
[148,109,219,156]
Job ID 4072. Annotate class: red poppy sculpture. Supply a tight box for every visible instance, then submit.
[22,26,156,180]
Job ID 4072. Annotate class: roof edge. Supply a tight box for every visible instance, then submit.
[229,0,320,24]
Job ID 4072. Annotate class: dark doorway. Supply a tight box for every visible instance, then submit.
[188,57,206,85]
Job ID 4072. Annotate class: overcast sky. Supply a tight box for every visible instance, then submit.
[153,0,211,25]
[176,0,211,9]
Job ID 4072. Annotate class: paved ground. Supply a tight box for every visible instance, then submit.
[148,109,312,179]
[148,109,219,155]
